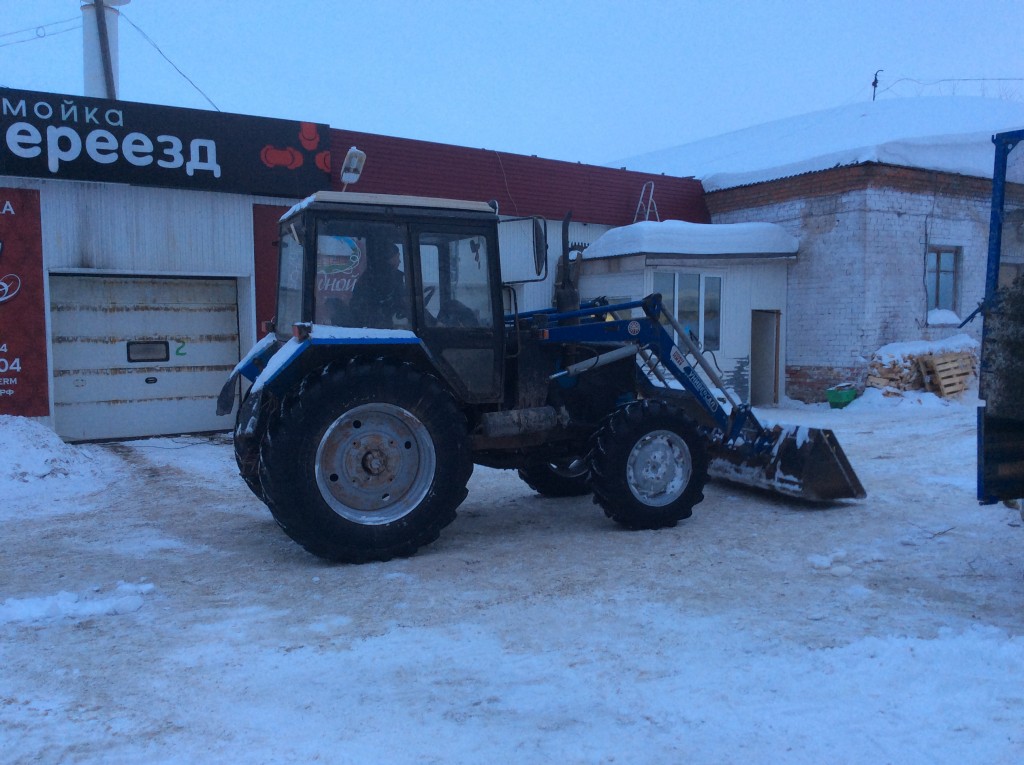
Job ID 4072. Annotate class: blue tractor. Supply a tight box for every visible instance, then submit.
[218,191,864,562]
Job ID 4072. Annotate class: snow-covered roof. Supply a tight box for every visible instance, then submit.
[583,219,798,260]
[617,97,1024,191]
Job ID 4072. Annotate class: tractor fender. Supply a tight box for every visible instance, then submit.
[250,336,311,396]
[216,334,280,416]
[251,325,421,398]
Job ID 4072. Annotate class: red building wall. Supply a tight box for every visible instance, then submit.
[0,188,48,417]
[328,130,709,226]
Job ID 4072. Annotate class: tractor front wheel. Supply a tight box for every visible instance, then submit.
[517,457,591,497]
[258,360,472,562]
[588,400,708,529]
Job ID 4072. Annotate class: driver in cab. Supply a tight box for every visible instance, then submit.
[350,243,409,328]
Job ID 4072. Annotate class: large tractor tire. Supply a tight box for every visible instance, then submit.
[588,400,708,529]
[517,457,591,497]
[258,360,472,563]
[233,385,274,503]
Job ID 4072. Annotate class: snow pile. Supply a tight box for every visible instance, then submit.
[873,333,979,363]
[0,581,154,624]
[0,415,120,509]
[617,97,1024,190]
[582,219,798,259]
[927,308,962,326]
[847,385,962,412]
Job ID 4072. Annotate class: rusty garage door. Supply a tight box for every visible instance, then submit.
[50,275,240,441]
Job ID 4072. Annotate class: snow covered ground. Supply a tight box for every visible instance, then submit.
[2,387,1022,764]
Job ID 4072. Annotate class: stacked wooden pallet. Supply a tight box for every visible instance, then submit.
[918,352,975,397]
[866,357,924,392]
[866,349,976,397]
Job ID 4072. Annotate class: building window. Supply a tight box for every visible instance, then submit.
[653,270,722,351]
[925,248,959,312]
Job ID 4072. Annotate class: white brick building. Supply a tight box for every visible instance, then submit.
[706,165,1005,398]
[621,97,1024,400]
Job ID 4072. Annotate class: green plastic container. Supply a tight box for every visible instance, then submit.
[826,385,858,409]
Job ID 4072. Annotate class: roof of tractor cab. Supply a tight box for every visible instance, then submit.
[282,191,496,222]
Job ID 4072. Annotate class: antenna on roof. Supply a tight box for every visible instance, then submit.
[872,70,884,101]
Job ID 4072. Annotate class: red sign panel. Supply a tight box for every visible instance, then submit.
[0,188,48,417]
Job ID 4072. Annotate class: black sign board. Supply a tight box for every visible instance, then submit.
[0,87,330,198]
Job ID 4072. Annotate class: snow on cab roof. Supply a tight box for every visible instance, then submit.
[583,219,798,260]
[616,97,1024,191]
[282,191,494,220]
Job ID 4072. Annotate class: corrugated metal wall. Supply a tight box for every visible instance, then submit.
[37,181,256,275]
[0,176,303,438]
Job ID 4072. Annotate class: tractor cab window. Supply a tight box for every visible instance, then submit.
[418,232,493,328]
[314,220,410,329]
[276,220,306,339]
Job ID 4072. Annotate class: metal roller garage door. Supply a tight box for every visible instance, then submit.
[50,275,240,441]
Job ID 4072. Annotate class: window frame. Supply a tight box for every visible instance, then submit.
[415,227,496,329]
[652,269,724,352]
[925,247,960,313]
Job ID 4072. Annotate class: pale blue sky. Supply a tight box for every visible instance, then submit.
[2,0,1023,165]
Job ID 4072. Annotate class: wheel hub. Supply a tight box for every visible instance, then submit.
[626,430,692,507]
[359,446,388,476]
[315,403,435,525]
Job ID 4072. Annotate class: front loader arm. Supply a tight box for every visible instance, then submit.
[530,292,865,502]
[536,293,768,447]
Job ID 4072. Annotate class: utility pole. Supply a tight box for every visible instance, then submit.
[94,0,117,100]
[872,70,883,102]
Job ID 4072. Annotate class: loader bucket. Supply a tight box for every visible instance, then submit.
[708,425,866,502]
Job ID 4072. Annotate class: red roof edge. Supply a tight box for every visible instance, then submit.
[328,129,709,226]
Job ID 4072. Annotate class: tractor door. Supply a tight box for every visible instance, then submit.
[413,224,504,403]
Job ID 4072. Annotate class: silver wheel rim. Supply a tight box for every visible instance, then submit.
[314,403,435,525]
[625,429,692,507]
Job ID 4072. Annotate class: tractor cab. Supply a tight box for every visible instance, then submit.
[273,191,514,403]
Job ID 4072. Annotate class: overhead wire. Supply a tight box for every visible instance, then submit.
[119,11,220,111]
[1,10,220,113]
[0,15,81,39]
[877,76,1024,98]
[0,16,81,49]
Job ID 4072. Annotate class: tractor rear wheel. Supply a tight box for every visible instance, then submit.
[588,400,708,529]
[233,385,273,503]
[258,360,472,562]
[517,457,591,497]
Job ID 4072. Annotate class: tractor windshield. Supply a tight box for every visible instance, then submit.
[314,220,410,330]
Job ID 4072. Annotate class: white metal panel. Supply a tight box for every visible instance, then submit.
[579,255,789,401]
[503,217,613,312]
[50,275,239,440]
[34,180,259,275]
[579,272,646,306]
